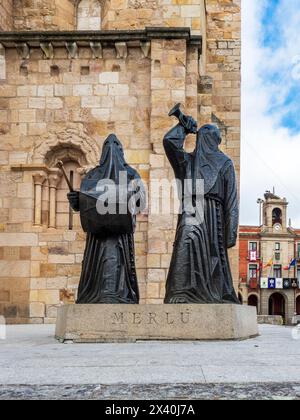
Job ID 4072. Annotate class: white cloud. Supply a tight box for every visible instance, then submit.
[241,0,300,227]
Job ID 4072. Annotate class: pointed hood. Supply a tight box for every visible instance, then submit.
[193,124,230,194]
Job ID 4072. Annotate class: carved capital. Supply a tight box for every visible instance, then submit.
[40,42,54,60]
[66,42,78,59]
[48,170,62,189]
[140,41,151,58]
[33,172,47,186]
[90,42,103,59]
[115,42,128,59]
[15,43,30,60]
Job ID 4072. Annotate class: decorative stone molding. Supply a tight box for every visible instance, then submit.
[0,28,201,45]
[11,164,49,172]
[15,42,30,60]
[30,126,100,168]
[90,41,103,59]
[45,148,87,169]
[140,41,151,58]
[115,42,128,59]
[65,41,78,59]
[0,28,202,60]
[40,42,54,60]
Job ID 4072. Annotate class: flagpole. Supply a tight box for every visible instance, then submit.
[268,263,273,279]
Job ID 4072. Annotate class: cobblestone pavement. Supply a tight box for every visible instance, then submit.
[0,383,300,400]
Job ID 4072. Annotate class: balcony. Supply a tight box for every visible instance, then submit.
[248,278,259,290]
[248,251,260,262]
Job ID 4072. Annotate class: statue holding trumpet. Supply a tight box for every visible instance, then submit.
[164,103,240,305]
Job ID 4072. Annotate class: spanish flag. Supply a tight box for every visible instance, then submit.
[284,258,297,271]
[264,258,273,269]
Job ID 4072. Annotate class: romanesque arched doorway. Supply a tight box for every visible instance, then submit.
[269,292,286,320]
[248,294,258,313]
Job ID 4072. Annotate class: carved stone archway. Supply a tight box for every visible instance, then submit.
[30,126,100,172]
[29,126,100,228]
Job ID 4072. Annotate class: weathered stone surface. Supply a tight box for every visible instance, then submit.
[0,1,241,324]
[0,0,12,31]
[55,304,258,343]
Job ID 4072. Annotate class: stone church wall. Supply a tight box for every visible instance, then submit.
[0,0,241,323]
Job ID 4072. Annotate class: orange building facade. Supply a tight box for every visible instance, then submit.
[239,192,300,325]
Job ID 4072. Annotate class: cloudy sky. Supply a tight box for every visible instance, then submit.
[241,0,300,226]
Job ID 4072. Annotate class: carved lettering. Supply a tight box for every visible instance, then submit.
[112,312,125,325]
[166,313,174,325]
[133,313,142,325]
[181,310,190,324]
[148,313,158,325]
[110,310,191,326]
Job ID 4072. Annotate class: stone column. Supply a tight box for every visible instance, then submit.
[41,179,50,227]
[48,170,62,229]
[33,172,47,226]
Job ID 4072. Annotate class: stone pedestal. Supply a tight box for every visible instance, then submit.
[55,304,258,343]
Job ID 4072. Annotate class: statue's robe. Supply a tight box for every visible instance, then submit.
[164,124,239,304]
[71,135,143,304]
[77,232,139,304]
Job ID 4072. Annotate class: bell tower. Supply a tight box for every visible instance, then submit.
[262,190,288,233]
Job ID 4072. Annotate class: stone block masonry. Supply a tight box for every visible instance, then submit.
[0,1,241,324]
[0,0,13,31]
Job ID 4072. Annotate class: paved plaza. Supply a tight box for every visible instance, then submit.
[0,324,299,399]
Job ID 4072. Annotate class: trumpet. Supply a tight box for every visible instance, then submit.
[168,103,198,134]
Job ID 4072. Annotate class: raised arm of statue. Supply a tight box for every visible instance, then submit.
[163,124,189,179]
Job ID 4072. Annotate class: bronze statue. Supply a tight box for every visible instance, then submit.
[66,134,145,304]
[164,104,239,304]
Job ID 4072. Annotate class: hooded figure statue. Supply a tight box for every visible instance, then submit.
[68,134,145,304]
[163,120,239,304]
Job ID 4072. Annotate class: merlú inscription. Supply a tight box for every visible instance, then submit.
[111,310,191,326]
[56,304,258,343]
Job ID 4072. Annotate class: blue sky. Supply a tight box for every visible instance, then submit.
[241,0,300,226]
[260,0,300,134]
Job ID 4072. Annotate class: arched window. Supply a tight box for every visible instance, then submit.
[248,294,258,313]
[272,208,282,226]
[56,161,82,230]
[43,146,87,230]
[77,0,102,30]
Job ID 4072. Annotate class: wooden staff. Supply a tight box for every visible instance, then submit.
[57,160,74,192]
